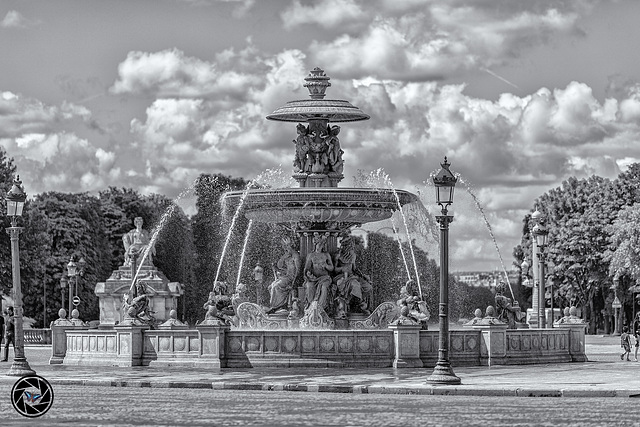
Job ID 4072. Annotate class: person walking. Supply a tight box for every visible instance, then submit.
[1,306,15,362]
[0,308,4,348]
[620,326,631,361]
[633,313,640,362]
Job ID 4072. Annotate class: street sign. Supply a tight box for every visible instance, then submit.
[612,297,622,309]
[72,296,81,306]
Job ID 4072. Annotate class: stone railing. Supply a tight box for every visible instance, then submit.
[23,328,52,345]
[52,322,587,368]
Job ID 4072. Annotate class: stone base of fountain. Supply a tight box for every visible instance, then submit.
[56,323,587,368]
[94,264,183,328]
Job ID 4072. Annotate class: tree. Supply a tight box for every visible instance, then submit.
[189,173,248,324]
[527,176,622,333]
[31,192,112,324]
[0,148,18,298]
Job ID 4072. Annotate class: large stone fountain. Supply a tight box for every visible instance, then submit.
[224,67,417,330]
[55,68,587,369]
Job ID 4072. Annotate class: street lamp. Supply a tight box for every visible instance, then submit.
[5,175,35,376]
[59,275,68,316]
[426,157,461,385]
[533,221,549,328]
[66,256,86,316]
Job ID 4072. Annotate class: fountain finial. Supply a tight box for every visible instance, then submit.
[304,67,331,99]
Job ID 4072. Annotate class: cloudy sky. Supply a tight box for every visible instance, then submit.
[2,0,640,273]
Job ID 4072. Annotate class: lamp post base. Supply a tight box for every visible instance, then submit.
[426,362,461,385]
[7,357,36,377]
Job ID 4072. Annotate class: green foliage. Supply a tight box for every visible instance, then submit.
[514,165,640,333]
[188,173,249,324]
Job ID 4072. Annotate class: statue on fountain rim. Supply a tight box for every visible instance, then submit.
[302,234,334,312]
[394,279,430,329]
[122,280,156,326]
[494,281,524,329]
[332,234,372,318]
[202,281,235,326]
[122,216,155,267]
[266,237,301,315]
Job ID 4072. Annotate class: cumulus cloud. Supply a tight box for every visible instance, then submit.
[110,47,264,101]
[281,0,367,30]
[1,10,30,28]
[0,92,116,194]
[281,0,594,81]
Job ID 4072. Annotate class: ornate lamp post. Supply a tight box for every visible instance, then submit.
[426,157,461,385]
[5,176,36,376]
[66,256,86,315]
[59,275,68,316]
[533,221,549,328]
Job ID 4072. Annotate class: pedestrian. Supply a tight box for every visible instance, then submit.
[0,308,4,347]
[1,306,15,362]
[620,325,631,361]
[634,313,640,362]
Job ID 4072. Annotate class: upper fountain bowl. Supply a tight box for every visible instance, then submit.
[266,67,369,123]
[223,187,418,225]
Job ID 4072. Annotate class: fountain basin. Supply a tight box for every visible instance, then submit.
[223,187,419,225]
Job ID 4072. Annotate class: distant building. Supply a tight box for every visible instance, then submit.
[454,269,519,289]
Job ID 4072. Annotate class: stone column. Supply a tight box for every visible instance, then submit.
[388,323,423,368]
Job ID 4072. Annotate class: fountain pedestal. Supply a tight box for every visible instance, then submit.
[94,264,183,327]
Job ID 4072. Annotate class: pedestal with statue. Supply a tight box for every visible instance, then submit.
[94,217,183,328]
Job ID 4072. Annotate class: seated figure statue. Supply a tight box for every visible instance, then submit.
[332,235,372,318]
[122,216,155,267]
[302,234,334,312]
[495,281,524,329]
[266,237,301,315]
[396,280,430,328]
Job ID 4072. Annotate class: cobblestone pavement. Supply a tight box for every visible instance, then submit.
[0,385,637,426]
[0,335,637,398]
[0,335,638,425]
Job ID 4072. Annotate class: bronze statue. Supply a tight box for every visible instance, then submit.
[321,125,343,174]
[494,281,523,329]
[332,235,372,317]
[122,280,156,325]
[293,123,311,173]
[122,217,155,267]
[303,234,334,312]
[202,281,235,325]
[266,237,301,315]
[396,280,430,328]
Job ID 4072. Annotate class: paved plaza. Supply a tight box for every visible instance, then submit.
[0,334,638,398]
[0,334,638,426]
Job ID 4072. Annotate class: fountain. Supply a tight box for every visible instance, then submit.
[224,67,418,329]
[55,68,587,368]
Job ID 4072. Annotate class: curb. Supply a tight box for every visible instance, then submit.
[45,378,640,398]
